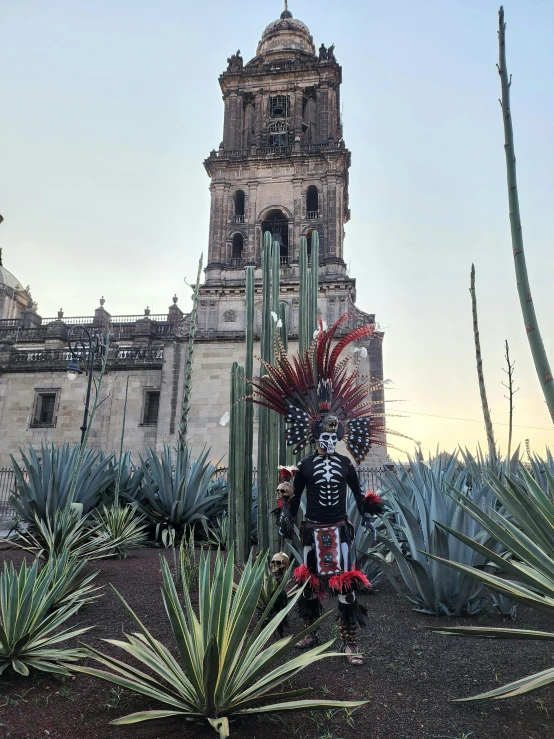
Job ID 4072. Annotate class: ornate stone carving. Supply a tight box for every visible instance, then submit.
[223,309,237,323]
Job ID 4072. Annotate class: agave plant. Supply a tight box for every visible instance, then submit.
[72,548,365,737]
[0,559,90,676]
[41,551,102,610]
[132,445,226,534]
[16,507,115,561]
[93,504,147,559]
[347,492,393,590]
[10,443,116,521]
[425,465,554,699]
[106,452,145,506]
[371,452,496,615]
[526,450,554,502]
[202,513,229,549]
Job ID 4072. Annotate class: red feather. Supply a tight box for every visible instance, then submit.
[328,570,370,593]
[293,564,320,592]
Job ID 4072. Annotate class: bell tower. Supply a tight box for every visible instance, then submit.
[199,6,364,334]
[187,6,385,464]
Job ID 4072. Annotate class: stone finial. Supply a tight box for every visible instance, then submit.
[144,306,151,316]
[99,296,105,307]
[172,294,178,304]
[58,308,64,319]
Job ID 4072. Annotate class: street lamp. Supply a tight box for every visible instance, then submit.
[66,325,106,445]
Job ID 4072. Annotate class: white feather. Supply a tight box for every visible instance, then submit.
[360,347,368,358]
[219,411,230,426]
[276,319,283,328]
[271,311,278,322]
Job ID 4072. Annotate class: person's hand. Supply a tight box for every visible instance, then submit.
[362,515,376,544]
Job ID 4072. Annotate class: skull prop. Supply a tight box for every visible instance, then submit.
[269,552,290,581]
[318,431,338,454]
[276,481,294,501]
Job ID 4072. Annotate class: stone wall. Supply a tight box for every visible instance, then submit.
[0,368,162,466]
[184,337,387,468]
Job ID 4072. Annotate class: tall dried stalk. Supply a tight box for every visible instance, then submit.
[501,340,518,459]
[497,7,554,422]
[470,264,496,460]
[179,253,203,445]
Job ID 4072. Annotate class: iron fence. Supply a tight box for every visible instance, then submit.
[214,465,386,492]
[0,468,15,517]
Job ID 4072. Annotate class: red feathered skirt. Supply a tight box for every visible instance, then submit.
[293,520,370,596]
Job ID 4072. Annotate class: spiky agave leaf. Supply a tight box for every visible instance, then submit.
[0,559,91,676]
[16,507,115,561]
[40,550,102,609]
[372,452,496,615]
[132,445,226,531]
[93,504,147,559]
[72,548,366,736]
[426,462,554,700]
[10,443,117,521]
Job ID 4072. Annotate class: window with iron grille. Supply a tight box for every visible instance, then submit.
[269,95,289,118]
[268,121,289,147]
[31,391,58,427]
[142,391,160,425]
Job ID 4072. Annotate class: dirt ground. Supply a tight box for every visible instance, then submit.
[1,547,553,739]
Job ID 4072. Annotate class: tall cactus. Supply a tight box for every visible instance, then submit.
[298,236,309,354]
[180,253,204,445]
[497,7,554,422]
[227,271,255,564]
[310,231,320,336]
[256,232,273,549]
[243,267,255,553]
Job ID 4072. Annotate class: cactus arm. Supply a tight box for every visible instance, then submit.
[241,266,255,561]
[498,7,554,421]
[310,231,320,336]
[298,236,308,354]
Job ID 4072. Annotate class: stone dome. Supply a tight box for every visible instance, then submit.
[256,10,315,58]
[0,265,23,291]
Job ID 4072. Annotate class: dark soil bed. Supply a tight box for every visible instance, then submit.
[1,547,553,739]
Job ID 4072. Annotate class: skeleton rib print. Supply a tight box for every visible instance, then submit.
[312,454,343,507]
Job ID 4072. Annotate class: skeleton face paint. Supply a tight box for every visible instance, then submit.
[318,432,338,454]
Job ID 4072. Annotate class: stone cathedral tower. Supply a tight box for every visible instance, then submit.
[187,7,386,463]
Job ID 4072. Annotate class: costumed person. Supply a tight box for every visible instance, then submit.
[247,312,404,665]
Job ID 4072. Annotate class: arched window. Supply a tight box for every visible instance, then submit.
[234,190,245,222]
[262,209,289,264]
[231,233,243,264]
[306,186,319,219]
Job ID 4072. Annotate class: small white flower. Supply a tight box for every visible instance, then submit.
[313,329,320,339]
[271,311,278,322]
[352,347,360,354]
[276,319,283,328]
[219,411,230,426]
[322,321,328,331]
[359,347,368,358]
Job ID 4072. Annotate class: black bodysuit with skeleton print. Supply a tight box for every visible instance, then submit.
[290,451,365,524]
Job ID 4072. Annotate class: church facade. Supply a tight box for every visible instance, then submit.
[0,9,386,468]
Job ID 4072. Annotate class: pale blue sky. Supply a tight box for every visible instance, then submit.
[1,0,553,456]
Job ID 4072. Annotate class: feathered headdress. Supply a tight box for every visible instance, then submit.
[247,312,391,463]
